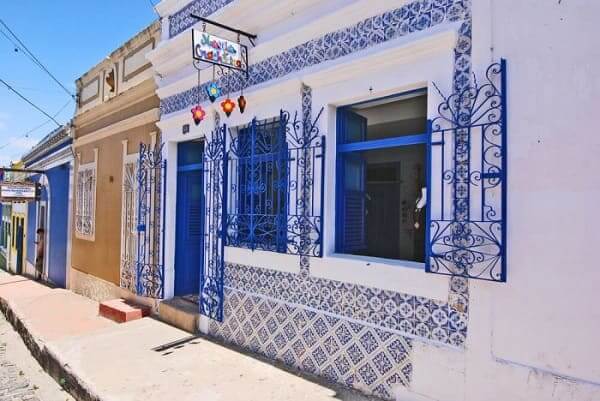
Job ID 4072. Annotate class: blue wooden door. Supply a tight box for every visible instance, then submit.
[15,221,24,275]
[47,164,69,288]
[174,168,203,296]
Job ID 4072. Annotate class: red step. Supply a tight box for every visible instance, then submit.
[99,299,150,323]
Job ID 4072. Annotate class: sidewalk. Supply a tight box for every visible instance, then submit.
[0,272,364,401]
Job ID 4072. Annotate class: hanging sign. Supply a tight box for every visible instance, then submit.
[0,182,38,202]
[192,30,248,73]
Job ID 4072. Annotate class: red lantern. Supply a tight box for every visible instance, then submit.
[191,105,206,125]
[238,95,247,114]
[221,98,236,117]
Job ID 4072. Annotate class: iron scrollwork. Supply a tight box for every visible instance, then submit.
[225,107,325,258]
[200,124,228,321]
[136,142,167,298]
[427,59,507,282]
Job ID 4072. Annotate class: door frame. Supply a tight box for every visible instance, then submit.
[174,140,205,297]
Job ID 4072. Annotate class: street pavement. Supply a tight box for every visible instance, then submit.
[0,273,366,401]
[0,313,73,401]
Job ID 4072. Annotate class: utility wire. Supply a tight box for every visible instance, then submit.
[0,77,61,126]
[0,99,71,151]
[0,18,75,99]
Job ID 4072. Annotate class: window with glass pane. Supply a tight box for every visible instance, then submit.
[230,118,288,252]
[336,91,427,262]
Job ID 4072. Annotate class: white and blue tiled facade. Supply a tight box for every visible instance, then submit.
[209,263,469,398]
[159,0,473,399]
[168,0,235,38]
[160,0,472,116]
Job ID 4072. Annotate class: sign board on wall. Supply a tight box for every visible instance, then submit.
[0,183,38,202]
[192,30,248,73]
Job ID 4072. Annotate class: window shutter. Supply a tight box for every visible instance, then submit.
[344,110,367,142]
[342,152,367,252]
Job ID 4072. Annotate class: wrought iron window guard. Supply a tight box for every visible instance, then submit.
[200,107,325,321]
[226,109,326,258]
[426,59,507,282]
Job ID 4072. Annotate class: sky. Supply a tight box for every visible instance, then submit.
[0,0,158,167]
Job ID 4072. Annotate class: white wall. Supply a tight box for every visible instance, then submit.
[153,0,600,399]
[403,1,600,400]
[476,0,600,392]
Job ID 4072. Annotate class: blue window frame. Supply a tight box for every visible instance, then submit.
[228,118,289,253]
[335,89,428,262]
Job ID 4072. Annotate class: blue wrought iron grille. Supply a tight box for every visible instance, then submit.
[227,117,288,253]
[200,124,228,321]
[136,142,167,298]
[426,59,507,282]
[226,109,326,257]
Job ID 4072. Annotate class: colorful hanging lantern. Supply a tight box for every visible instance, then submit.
[191,105,206,125]
[206,82,221,103]
[237,95,247,114]
[221,98,236,117]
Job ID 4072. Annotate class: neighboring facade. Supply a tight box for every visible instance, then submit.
[22,125,74,288]
[0,199,11,270]
[146,1,600,400]
[3,161,28,275]
[70,21,161,303]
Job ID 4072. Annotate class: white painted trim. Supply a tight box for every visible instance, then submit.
[119,139,140,292]
[225,247,300,275]
[73,108,159,148]
[65,160,74,289]
[27,147,73,171]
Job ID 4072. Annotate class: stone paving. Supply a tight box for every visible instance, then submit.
[0,310,73,401]
[0,340,39,401]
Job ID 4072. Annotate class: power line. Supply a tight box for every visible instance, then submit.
[0,99,71,151]
[0,77,61,126]
[0,18,75,99]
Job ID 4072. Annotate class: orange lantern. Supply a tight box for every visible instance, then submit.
[221,98,236,117]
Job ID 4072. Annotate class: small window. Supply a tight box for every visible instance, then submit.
[336,91,427,262]
[75,165,96,239]
[228,118,288,252]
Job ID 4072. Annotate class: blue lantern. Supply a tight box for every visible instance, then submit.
[206,82,221,103]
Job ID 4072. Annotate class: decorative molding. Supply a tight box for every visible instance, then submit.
[161,0,469,116]
[75,78,157,128]
[73,108,159,148]
[168,0,235,38]
[22,125,71,166]
[123,38,156,82]
[79,77,100,107]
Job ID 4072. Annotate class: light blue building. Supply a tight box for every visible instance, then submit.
[21,125,73,288]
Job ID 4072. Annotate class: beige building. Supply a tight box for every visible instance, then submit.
[71,21,161,304]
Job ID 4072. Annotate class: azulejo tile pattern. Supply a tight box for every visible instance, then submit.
[161,0,470,115]
[224,263,468,347]
[210,287,412,400]
[168,0,235,38]
[299,84,313,277]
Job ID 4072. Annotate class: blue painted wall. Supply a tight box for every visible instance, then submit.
[46,163,69,287]
[26,174,43,265]
[24,166,69,287]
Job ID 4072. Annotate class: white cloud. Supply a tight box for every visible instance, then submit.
[0,135,39,167]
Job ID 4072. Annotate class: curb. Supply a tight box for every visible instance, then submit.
[0,296,103,401]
